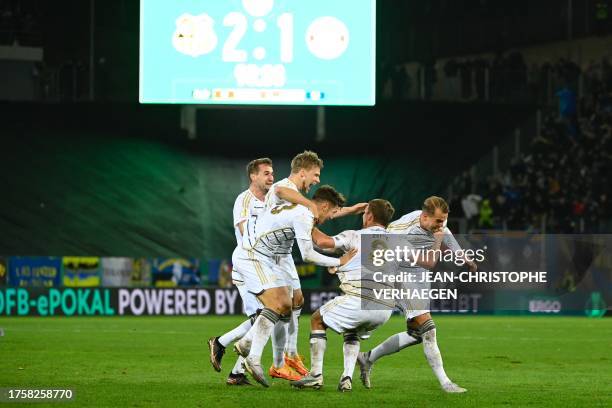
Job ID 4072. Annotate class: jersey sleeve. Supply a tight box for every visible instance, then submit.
[263,184,276,209]
[297,238,341,267]
[442,227,463,252]
[233,193,250,226]
[332,230,357,252]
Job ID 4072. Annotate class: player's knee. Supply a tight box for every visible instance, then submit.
[266,295,292,315]
[343,332,360,345]
[406,318,436,343]
[311,309,322,323]
[406,319,436,343]
[310,309,325,330]
[292,292,304,309]
[277,301,292,316]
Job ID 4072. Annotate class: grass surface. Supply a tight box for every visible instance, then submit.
[0,316,610,407]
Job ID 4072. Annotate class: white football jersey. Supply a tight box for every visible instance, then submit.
[332,225,402,308]
[387,210,463,259]
[232,189,265,247]
[387,210,434,248]
[332,226,402,298]
[244,202,314,258]
[264,178,299,209]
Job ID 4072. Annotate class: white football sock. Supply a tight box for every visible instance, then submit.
[286,307,301,356]
[342,336,360,379]
[248,309,280,363]
[231,356,245,374]
[218,319,252,348]
[271,321,288,368]
[309,330,327,376]
[241,323,255,344]
[423,328,451,385]
[368,332,420,363]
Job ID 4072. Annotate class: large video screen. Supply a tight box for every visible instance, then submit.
[139,0,376,106]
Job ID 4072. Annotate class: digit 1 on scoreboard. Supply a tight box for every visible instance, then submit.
[277,13,293,63]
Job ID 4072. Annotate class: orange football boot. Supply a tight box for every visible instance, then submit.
[269,364,302,381]
[284,353,309,376]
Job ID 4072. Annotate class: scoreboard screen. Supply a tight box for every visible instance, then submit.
[139,0,376,106]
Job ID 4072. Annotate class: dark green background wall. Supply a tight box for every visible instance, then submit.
[0,101,534,258]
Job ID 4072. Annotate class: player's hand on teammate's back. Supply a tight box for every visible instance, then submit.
[339,248,358,266]
[328,266,339,275]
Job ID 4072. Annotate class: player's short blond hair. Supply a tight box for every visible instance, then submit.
[246,158,273,181]
[422,196,449,215]
[368,199,395,227]
[290,150,323,173]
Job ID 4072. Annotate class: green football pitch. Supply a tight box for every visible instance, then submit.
[0,316,610,407]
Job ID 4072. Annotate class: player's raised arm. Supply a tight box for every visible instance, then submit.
[275,186,319,221]
[312,228,358,256]
[311,227,335,250]
[297,237,356,267]
[414,229,445,269]
[441,227,477,272]
[331,202,368,219]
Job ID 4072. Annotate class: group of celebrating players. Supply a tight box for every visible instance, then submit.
[207,151,473,393]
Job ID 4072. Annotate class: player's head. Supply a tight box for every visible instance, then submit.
[420,196,449,232]
[246,158,274,192]
[363,199,395,228]
[290,150,323,193]
[311,185,345,224]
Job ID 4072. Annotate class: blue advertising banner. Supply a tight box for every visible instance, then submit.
[208,259,232,287]
[152,258,201,287]
[8,257,62,287]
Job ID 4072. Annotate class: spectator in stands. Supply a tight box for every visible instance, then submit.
[556,84,578,140]
[461,193,482,231]
[478,199,494,229]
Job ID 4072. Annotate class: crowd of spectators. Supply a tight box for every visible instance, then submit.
[449,57,612,233]
[0,0,41,46]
